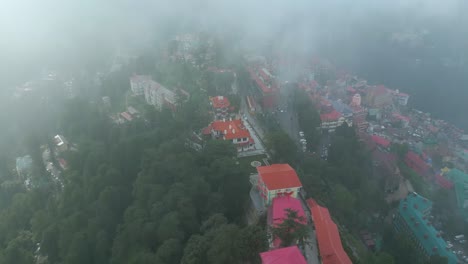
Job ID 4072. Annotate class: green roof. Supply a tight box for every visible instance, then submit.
[456,150,468,162]
[446,169,468,221]
[398,193,457,264]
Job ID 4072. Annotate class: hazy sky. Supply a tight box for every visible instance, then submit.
[0,0,462,85]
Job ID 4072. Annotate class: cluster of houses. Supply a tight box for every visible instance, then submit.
[241,53,468,261]
[249,164,352,264]
[202,96,256,153]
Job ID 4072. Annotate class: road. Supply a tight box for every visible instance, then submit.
[276,84,302,147]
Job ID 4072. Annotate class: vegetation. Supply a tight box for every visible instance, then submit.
[0,93,266,264]
[270,209,309,248]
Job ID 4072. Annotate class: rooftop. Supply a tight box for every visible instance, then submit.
[260,246,307,264]
[398,193,457,263]
[210,119,251,140]
[257,164,302,191]
[269,196,306,226]
[445,169,468,220]
[307,199,352,264]
[371,135,391,148]
[210,96,230,109]
[320,110,342,122]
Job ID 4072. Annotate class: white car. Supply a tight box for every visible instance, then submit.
[299,131,305,137]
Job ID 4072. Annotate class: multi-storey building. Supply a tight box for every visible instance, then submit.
[394,193,457,264]
[130,75,151,95]
[254,164,302,206]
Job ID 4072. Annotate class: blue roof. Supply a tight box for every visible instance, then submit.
[331,100,353,116]
[398,193,457,264]
[445,169,468,221]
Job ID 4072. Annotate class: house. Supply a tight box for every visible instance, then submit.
[130,75,151,95]
[268,196,306,248]
[209,96,231,120]
[204,119,255,152]
[248,67,278,109]
[255,164,302,206]
[260,246,307,264]
[307,199,352,264]
[444,169,468,222]
[54,135,69,152]
[394,193,457,263]
[120,112,133,122]
[16,155,33,179]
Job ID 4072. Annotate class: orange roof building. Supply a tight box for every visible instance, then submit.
[307,199,352,264]
[210,96,231,119]
[204,119,255,152]
[256,164,302,205]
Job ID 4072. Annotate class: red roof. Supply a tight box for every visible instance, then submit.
[307,199,352,264]
[210,96,230,109]
[210,119,251,140]
[405,151,430,177]
[257,164,302,191]
[392,113,410,122]
[270,196,306,226]
[371,135,391,148]
[120,112,133,121]
[435,174,453,189]
[269,196,307,248]
[260,246,307,264]
[320,110,342,122]
[249,68,276,94]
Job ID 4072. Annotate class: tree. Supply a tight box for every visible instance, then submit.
[206,224,242,264]
[265,131,297,164]
[239,225,268,263]
[270,209,309,247]
[0,231,35,264]
[181,235,209,264]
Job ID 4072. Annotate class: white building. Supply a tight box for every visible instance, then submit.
[144,81,177,110]
[130,75,151,95]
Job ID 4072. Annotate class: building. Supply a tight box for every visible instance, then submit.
[260,246,307,264]
[320,110,345,132]
[366,85,393,108]
[350,93,361,107]
[268,196,306,248]
[394,193,457,263]
[392,113,410,128]
[204,119,255,152]
[16,155,33,179]
[130,75,151,95]
[248,67,278,109]
[371,135,391,149]
[54,135,69,152]
[254,164,302,206]
[209,96,231,120]
[331,100,353,126]
[144,81,177,111]
[445,169,468,222]
[307,199,352,264]
[394,90,410,106]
